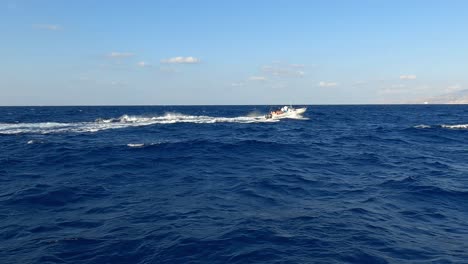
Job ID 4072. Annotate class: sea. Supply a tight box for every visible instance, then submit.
[0,105,467,264]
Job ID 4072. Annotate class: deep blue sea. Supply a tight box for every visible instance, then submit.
[1,105,467,264]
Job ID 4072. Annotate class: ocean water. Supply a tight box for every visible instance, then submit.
[0,105,467,264]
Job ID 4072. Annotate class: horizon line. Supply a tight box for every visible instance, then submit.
[0,103,466,107]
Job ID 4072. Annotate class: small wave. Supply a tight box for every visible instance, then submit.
[6,184,109,207]
[127,143,145,148]
[0,113,281,135]
[27,139,46,144]
[441,124,468,129]
[27,139,44,145]
[414,124,431,129]
[127,142,164,148]
[412,124,468,130]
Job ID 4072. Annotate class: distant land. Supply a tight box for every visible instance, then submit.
[426,89,468,104]
[413,89,468,104]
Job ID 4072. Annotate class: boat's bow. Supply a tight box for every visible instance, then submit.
[294,107,307,114]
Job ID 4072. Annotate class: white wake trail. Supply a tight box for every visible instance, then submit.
[0,113,279,135]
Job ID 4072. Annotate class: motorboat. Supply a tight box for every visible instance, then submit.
[265,105,307,119]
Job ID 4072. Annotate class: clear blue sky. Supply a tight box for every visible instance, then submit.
[1,0,467,105]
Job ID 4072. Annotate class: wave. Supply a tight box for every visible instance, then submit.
[127,143,146,148]
[413,124,432,129]
[27,140,44,144]
[126,142,164,148]
[413,124,468,129]
[5,184,108,207]
[441,124,468,129]
[0,113,280,135]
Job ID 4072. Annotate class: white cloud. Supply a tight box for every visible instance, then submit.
[261,63,305,78]
[391,84,406,88]
[107,52,134,58]
[352,81,368,86]
[400,74,417,80]
[231,82,245,87]
[137,61,151,67]
[161,56,200,64]
[249,76,267,81]
[318,81,338,87]
[290,64,305,68]
[32,24,62,31]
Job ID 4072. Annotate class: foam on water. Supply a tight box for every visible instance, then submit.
[414,124,431,129]
[441,124,468,129]
[413,124,468,130]
[126,142,163,148]
[26,140,43,144]
[0,113,281,135]
[127,143,145,148]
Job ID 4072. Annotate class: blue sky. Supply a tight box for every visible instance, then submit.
[1,0,467,105]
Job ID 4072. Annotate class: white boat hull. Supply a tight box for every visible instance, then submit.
[293,107,307,115]
[266,107,307,119]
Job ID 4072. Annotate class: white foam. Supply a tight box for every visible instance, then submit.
[413,124,468,129]
[0,112,283,135]
[414,124,431,129]
[27,139,45,144]
[441,124,468,129]
[127,143,145,148]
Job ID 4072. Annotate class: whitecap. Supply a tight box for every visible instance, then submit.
[27,139,44,144]
[127,143,145,148]
[414,124,431,129]
[441,124,468,129]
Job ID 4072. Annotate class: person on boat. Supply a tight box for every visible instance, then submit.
[269,107,285,116]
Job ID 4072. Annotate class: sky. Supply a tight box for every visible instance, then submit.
[1,0,467,105]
